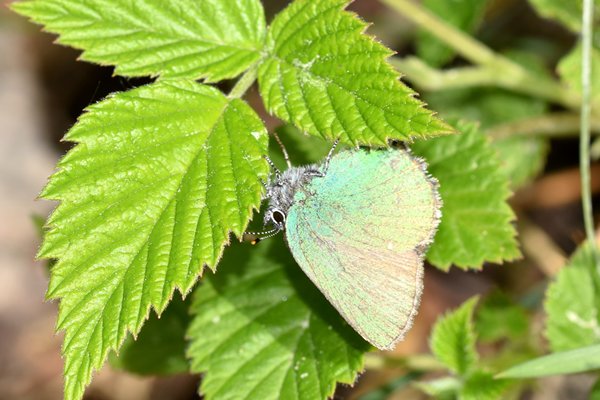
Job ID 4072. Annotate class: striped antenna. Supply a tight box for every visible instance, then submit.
[271,129,292,168]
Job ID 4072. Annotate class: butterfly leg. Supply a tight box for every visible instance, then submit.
[264,155,282,179]
[321,138,340,175]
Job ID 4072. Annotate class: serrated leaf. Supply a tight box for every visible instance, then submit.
[496,343,600,378]
[411,120,520,269]
[545,244,600,352]
[109,294,191,376]
[417,0,488,67]
[460,371,508,400]
[187,239,370,400]
[558,42,600,105]
[430,297,479,376]
[12,0,266,82]
[40,79,269,400]
[257,0,452,146]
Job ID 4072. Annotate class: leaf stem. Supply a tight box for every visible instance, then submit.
[580,0,600,271]
[228,63,258,99]
[487,112,600,139]
[382,0,580,110]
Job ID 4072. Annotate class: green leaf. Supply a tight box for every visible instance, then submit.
[417,0,488,67]
[496,343,600,378]
[545,244,600,352]
[12,0,266,82]
[460,371,508,400]
[411,120,520,269]
[558,42,600,105]
[40,79,269,400]
[257,0,453,146]
[430,297,479,376]
[187,239,370,400]
[109,293,191,375]
[491,136,549,189]
[476,292,529,343]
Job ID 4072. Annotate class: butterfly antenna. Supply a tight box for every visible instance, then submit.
[271,129,292,168]
[243,227,282,245]
[322,138,340,174]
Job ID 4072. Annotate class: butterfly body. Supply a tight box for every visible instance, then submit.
[263,147,441,350]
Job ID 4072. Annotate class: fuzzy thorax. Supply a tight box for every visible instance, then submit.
[263,164,323,230]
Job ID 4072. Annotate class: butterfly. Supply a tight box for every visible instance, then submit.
[247,136,441,350]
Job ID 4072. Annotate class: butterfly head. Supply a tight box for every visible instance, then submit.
[264,207,286,231]
[246,138,339,245]
[245,166,315,245]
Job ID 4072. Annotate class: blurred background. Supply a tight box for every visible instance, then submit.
[0,0,596,398]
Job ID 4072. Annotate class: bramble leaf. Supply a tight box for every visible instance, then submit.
[12,0,266,82]
[545,244,600,352]
[417,0,488,67]
[40,79,268,400]
[411,120,520,269]
[187,239,369,400]
[430,297,479,376]
[258,0,453,146]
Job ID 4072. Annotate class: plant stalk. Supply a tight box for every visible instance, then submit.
[228,63,259,99]
[581,0,600,271]
[487,113,600,139]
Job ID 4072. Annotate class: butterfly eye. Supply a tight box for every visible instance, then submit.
[271,210,285,225]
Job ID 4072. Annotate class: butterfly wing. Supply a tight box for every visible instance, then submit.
[285,149,440,350]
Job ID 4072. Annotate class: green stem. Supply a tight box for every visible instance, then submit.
[391,57,498,89]
[228,63,258,99]
[380,0,495,65]
[580,0,600,270]
[382,0,580,109]
[487,112,600,139]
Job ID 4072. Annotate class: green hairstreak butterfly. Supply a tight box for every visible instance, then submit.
[249,140,441,350]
